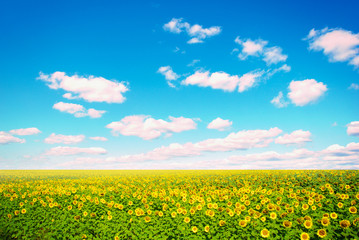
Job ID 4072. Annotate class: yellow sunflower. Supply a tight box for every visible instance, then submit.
[260,229,270,238]
[317,229,327,238]
[300,232,310,240]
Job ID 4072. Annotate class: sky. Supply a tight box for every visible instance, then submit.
[0,0,358,169]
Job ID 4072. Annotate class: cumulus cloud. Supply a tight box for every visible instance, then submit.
[234,36,287,65]
[207,117,232,131]
[182,70,264,92]
[9,128,41,136]
[306,28,359,67]
[45,146,107,156]
[347,121,359,136]
[157,66,180,88]
[163,18,221,44]
[38,71,129,103]
[53,102,106,118]
[44,133,85,144]
[271,91,288,108]
[0,131,25,144]
[90,136,108,141]
[275,130,312,145]
[106,115,197,140]
[288,79,327,106]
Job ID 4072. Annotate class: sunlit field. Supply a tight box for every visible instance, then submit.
[0,170,358,239]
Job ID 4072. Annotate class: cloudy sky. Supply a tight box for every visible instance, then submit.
[0,0,358,169]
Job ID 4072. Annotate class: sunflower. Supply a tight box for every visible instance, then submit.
[239,220,247,227]
[192,226,198,233]
[302,204,309,211]
[21,209,26,214]
[260,217,266,222]
[144,216,151,222]
[317,229,327,238]
[260,229,270,238]
[338,202,343,208]
[321,217,330,226]
[339,220,351,229]
[67,205,72,210]
[184,217,190,223]
[107,215,112,220]
[300,232,310,240]
[330,212,337,219]
[304,220,312,229]
[349,206,357,214]
[83,211,88,217]
[270,212,277,220]
[158,211,163,217]
[219,220,225,226]
[204,225,210,232]
[171,212,177,218]
[114,236,119,240]
[283,220,292,228]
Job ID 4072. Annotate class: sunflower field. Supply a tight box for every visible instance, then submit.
[0,170,358,239]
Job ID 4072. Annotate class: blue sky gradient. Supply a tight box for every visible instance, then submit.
[0,0,358,169]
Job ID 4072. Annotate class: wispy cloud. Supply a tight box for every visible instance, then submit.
[163,18,221,44]
[234,36,287,65]
[44,133,85,144]
[90,136,108,141]
[275,130,312,145]
[45,146,107,156]
[53,102,106,118]
[9,128,41,136]
[157,66,180,88]
[347,121,359,136]
[271,91,288,108]
[0,131,25,144]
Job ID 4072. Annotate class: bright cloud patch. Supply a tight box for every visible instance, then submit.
[275,130,312,145]
[106,115,197,140]
[182,70,264,92]
[90,127,283,162]
[90,136,108,141]
[271,92,288,108]
[157,66,180,88]
[207,117,232,131]
[234,36,287,65]
[9,128,41,136]
[44,133,85,144]
[45,146,107,156]
[288,79,327,106]
[0,131,25,144]
[347,121,359,136]
[38,71,129,103]
[53,102,106,118]
[306,28,359,67]
[163,18,221,44]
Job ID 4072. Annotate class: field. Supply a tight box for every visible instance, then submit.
[0,170,358,239]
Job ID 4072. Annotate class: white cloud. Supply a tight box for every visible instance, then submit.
[38,71,129,103]
[53,102,106,118]
[9,128,41,136]
[271,91,288,108]
[157,66,180,88]
[163,18,221,44]
[97,127,283,162]
[234,36,287,65]
[275,130,312,145]
[187,59,200,67]
[263,47,288,65]
[306,28,359,67]
[182,70,264,92]
[288,79,327,106]
[349,83,359,90]
[90,136,108,141]
[347,121,359,136]
[44,133,85,144]
[45,146,107,156]
[0,131,25,144]
[207,117,232,131]
[106,115,197,140]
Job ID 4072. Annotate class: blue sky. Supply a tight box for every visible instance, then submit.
[0,0,358,169]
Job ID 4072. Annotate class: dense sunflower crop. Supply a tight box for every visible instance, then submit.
[0,170,359,239]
